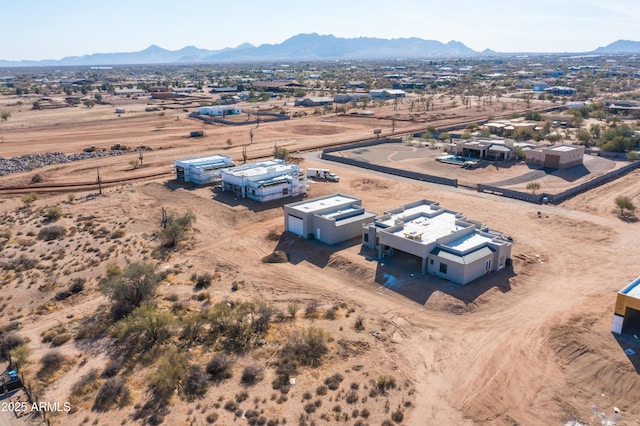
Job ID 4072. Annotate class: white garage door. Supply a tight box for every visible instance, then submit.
[287,215,304,236]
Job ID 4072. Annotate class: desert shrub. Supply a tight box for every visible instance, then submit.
[8,344,30,369]
[110,229,125,239]
[241,365,263,385]
[22,192,38,206]
[0,332,24,358]
[206,353,233,382]
[54,290,72,301]
[376,375,397,395]
[192,272,213,290]
[69,278,86,294]
[37,225,66,241]
[70,369,101,397]
[147,348,187,402]
[304,403,316,414]
[324,307,337,320]
[391,409,404,423]
[223,400,238,412]
[345,390,358,404]
[181,364,209,401]
[304,300,318,318]
[324,373,344,391]
[45,206,63,222]
[316,385,328,396]
[235,390,249,402]
[101,359,122,378]
[31,174,43,184]
[302,391,312,400]
[354,316,365,332]
[38,351,65,380]
[50,333,72,347]
[158,211,196,249]
[93,377,130,411]
[381,421,393,426]
[280,327,328,368]
[206,412,219,424]
[360,408,370,418]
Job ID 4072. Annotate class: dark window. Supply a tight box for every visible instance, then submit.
[439,263,447,274]
[363,234,369,243]
[430,259,434,265]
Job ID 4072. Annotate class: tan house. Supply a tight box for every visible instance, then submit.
[525,144,584,169]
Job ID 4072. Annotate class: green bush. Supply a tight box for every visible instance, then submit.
[45,206,62,222]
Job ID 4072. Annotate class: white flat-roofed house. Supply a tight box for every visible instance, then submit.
[220,159,307,202]
[362,200,512,284]
[284,194,376,244]
[198,105,242,116]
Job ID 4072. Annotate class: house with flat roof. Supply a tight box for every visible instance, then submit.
[362,200,513,285]
[284,194,376,244]
[525,144,584,169]
[612,276,640,335]
[370,89,406,100]
[198,105,242,116]
[220,159,306,202]
[450,138,515,161]
[544,86,577,96]
[174,154,234,185]
[294,97,333,107]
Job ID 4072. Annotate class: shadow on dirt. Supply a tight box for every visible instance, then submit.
[613,333,640,374]
[371,249,516,308]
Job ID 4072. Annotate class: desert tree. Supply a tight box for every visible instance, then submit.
[100,262,161,319]
[614,195,636,217]
[526,182,541,194]
[0,111,10,121]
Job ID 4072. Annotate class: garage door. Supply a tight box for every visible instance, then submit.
[287,215,304,236]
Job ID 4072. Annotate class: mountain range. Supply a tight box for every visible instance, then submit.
[1,34,639,67]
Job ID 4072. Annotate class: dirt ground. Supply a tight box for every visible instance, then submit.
[1,94,640,425]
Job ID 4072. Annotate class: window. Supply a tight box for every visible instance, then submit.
[430,259,434,265]
[363,234,369,243]
[439,263,447,274]
[282,188,289,196]
[486,259,491,271]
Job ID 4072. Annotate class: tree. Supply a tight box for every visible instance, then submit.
[576,128,592,146]
[614,195,636,217]
[526,182,541,194]
[0,111,10,121]
[83,99,95,108]
[226,138,233,148]
[100,262,161,319]
[117,305,175,351]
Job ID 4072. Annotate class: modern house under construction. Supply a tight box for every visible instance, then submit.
[612,276,640,335]
[362,199,513,285]
[284,194,376,244]
[219,159,307,202]
[174,154,234,184]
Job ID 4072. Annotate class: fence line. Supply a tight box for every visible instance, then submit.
[321,138,640,205]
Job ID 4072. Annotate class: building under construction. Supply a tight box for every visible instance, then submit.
[220,159,307,202]
[174,154,234,185]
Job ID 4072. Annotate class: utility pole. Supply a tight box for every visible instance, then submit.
[96,168,102,195]
[138,151,143,166]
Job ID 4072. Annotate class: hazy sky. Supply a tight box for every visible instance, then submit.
[2,0,639,61]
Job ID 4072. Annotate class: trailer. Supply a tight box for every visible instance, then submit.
[307,168,340,182]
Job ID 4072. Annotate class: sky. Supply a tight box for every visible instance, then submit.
[2,0,640,61]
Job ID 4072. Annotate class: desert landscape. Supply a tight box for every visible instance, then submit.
[1,72,640,426]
